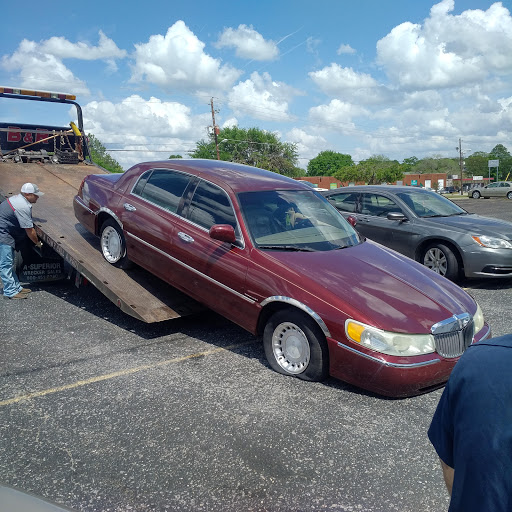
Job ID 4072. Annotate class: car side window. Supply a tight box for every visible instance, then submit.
[133,169,191,213]
[326,192,359,213]
[187,180,237,230]
[360,193,400,217]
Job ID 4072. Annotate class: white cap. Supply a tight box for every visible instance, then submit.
[21,183,44,197]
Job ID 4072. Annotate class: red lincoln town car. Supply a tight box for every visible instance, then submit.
[73,159,490,397]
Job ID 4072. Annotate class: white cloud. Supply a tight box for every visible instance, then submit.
[308,99,368,134]
[39,31,126,61]
[1,32,126,95]
[228,72,301,122]
[376,0,512,89]
[83,95,211,169]
[215,25,278,60]
[337,44,356,55]
[1,40,89,95]
[286,127,329,163]
[130,21,242,92]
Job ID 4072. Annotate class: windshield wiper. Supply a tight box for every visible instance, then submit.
[258,245,316,252]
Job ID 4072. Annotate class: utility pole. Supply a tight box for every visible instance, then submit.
[456,138,464,192]
[210,98,220,160]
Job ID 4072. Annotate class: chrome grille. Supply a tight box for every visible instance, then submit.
[432,314,475,359]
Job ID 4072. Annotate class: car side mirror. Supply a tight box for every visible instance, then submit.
[209,224,237,244]
[387,212,407,222]
[346,215,357,227]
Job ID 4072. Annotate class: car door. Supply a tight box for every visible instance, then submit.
[169,178,255,326]
[355,192,418,257]
[119,168,192,282]
[483,183,500,198]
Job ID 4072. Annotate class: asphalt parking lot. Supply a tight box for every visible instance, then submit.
[1,197,511,512]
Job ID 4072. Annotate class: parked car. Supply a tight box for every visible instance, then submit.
[439,186,458,195]
[296,180,329,191]
[74,160,489,397]
[322,185,512,281]
[469,181,512,199]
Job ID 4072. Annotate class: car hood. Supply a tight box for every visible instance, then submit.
[254,241,476,333]
[420,213,512,238]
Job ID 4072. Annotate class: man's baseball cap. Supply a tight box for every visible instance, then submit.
[21,183,44,197]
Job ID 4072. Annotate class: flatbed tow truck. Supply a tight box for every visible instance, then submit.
[0,87,202,322]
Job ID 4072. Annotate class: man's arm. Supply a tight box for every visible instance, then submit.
[439,458,454,496]
[24,227,41,245]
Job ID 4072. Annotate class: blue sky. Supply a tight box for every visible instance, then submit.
[2,0,511,170]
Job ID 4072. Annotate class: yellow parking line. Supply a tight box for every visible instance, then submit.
[0,341,256,407]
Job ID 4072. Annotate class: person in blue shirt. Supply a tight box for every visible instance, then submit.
[0,182,44,299]
[428,333,512,511]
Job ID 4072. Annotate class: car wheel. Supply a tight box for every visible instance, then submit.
[471,190,481,199]
[100,219,132,269]
[422,243,459,281]
[507,192,512,200]
[263,309,329,382]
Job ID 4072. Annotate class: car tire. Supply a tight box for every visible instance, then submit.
[422,243,459,281]
[472,190,481,199]
[263,309,329,382]
[507,192,512,200]
[100,219,132,269]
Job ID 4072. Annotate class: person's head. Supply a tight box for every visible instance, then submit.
[21,183,44,203]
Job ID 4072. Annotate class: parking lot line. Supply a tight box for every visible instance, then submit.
[0,340,257,408]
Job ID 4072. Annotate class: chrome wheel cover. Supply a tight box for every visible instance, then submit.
[272,322,310,374]
[424,247,447,276]
[101,226,122,263]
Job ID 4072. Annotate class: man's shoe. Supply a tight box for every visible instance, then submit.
[19,288,32,294]
[4,292,28,300]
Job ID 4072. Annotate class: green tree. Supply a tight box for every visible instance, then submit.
[334,155,404,184]
[490,144,510,160]
[190,126,299,176]
[465,153,488,178]
[168,154,182,159]
[402,156,419,173]
[307,151,353,176]
[86,133,124,173]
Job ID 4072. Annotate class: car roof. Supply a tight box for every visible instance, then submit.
[132,159,308,194]
[321,185,433,194]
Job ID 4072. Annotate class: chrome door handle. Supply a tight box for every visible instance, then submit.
[123,203,137,211]
[178,232,194,243]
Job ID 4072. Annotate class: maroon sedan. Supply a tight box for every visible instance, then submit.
[73,159,490,397]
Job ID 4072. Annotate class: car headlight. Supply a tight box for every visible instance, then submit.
[345,320,435,356]
[473,303,485,334]
[472,235,512,249]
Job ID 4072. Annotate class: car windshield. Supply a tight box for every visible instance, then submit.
[238,190,360,251]
[395,190,467,218]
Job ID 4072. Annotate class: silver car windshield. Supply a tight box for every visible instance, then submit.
[238,190,361,251]
[396,190,468,218]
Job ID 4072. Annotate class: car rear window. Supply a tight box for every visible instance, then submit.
[132,169,191,213]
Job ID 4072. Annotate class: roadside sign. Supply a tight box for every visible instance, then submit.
[488,159,499,167]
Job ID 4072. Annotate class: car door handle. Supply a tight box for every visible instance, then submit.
[123,203,137,211]
[178,232,194,243]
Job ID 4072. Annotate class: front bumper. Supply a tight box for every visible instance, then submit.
[462,245,512,278]
[327,323,491,397]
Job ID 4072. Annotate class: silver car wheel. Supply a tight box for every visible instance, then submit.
[101,225,123,263]
[271,321,310,375]
[424,247,447,275]
[472,190,481,199]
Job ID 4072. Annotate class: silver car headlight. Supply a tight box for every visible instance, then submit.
[473,303,485,334]
[472,235,512,249]
[345,320,435,357]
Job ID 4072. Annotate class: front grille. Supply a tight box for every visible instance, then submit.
[432,314,475,358]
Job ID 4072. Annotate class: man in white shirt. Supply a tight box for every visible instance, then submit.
[0,183,44,299]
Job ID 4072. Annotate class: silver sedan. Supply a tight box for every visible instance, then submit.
[469,181,512,199]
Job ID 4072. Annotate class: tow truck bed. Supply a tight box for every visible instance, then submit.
[0,162,203,322]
